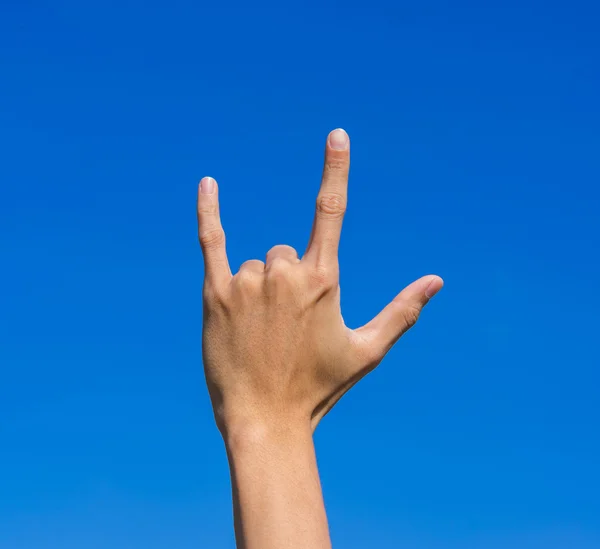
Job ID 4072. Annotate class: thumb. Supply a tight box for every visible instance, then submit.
[355,275,443,358]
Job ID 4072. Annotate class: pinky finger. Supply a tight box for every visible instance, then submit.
[197,177,231,287]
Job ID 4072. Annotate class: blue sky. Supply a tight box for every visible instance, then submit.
[1,1,599,548]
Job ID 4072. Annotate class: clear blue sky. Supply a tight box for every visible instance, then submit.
[1,1,599,548]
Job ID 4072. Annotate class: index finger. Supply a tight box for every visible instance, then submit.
[304,129,350,266]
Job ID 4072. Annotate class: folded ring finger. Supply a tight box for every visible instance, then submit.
[265,245,299,269]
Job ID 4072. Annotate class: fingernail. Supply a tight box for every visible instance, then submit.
[329,128,349,150]
[425,277,443,299]
[200,177,215,194]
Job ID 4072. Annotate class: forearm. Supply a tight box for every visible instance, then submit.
[224,418,331,549]
[198,129,443,548]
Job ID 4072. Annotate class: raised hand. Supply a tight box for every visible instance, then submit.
[197,128,443,435]
[197,129,443,549]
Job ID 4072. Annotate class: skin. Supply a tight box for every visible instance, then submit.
[197,128,443,549]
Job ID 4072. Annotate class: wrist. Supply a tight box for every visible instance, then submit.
[223,414,312,456]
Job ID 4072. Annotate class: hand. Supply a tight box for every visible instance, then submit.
[197,129,443,436]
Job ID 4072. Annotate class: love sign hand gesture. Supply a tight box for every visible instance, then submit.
[197,129,443,435]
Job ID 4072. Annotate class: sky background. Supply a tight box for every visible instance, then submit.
[1,1,599,548]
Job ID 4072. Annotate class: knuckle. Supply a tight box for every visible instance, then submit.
[325,157,348,173]
[361,345,383,372]
[235,266,263,290]
[316,192,347,219]
[310,263,338,290]
[199,228,225,249]
[267,244,297,257]
[351,332,383,372]
[397,300,421,329]
[202,285,215,303]
[235,272,256,289]
[239,259,264,270]
[267,257,292,277]
[203,284,227,307]
[197,202,218,215]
